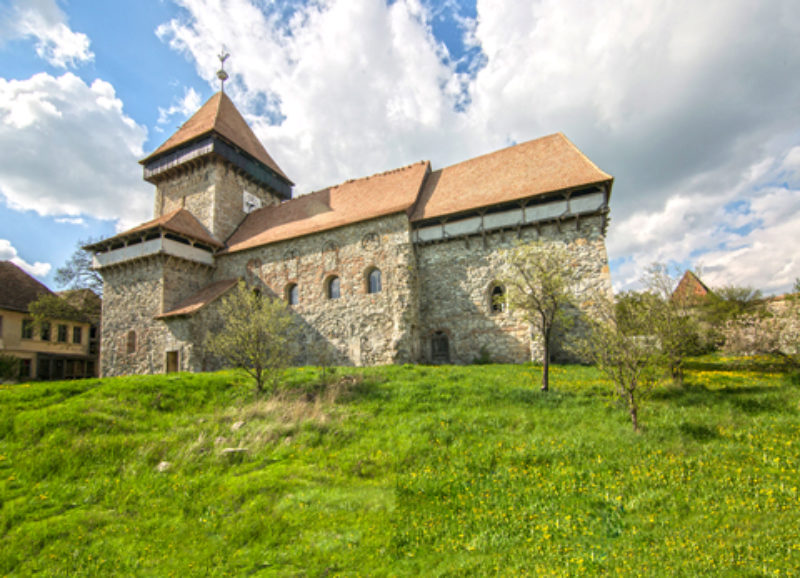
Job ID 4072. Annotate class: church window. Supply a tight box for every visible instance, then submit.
[367,268,382,294]
[127,330,136,354]
[490,284,506,314]
[327,276,341,300]
[286,283,299,305]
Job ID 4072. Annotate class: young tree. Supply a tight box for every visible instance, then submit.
[642,264,705,385]
[581,296,665,433]
[204,281,297,394]
[58,239,104,296]
[501,240,577,391]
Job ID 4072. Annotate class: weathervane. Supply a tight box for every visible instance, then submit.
[217,50,230,92]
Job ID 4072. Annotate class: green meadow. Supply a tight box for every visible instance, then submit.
[1,359,798,576]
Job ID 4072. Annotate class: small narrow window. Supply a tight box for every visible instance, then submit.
[367,268,382,294]
[40,322,51,341]
[127,330,136,354]
[21,319,33,339]
[286,283,299,305]
[73,326,82,344]
[0,315,3,338]
[327,276,341,300]
[491,285,506,314]
[57,324,68,343]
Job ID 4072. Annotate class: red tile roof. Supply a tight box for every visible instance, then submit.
[156,278,239,319]
[410,133,613,222]
[141,92,292,184]
[672,271,711,303]
[0,261,54,313]
[86,209,223,250]
[224,161,430,254]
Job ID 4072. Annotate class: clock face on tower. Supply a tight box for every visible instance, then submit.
[243,190,263,213]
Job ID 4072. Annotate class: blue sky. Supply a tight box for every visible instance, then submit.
[1,0,799,294]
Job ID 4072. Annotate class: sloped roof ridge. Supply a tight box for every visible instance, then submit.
[556,132,613,181]
[339,160,428,186]
[0,260,54,312]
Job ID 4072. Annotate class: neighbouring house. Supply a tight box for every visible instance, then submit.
[87,91,614,377]
[673,270,712,305]
[0,261,99,380]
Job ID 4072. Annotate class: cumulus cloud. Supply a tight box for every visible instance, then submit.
[0,0,93,68]
[0,239,51,278]
[157,86,202,128]
[0,72,151,230]
[154,0,800,293]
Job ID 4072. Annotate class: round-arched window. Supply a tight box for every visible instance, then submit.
[286,283,299,305]
[491,284,506,313]
[367,268,382,294]
[327,276,341,300]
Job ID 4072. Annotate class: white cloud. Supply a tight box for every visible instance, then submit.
[0,72,151,230]
[0,239,52,278]
[1,0,93,68]
[55,217,86,226]
[154,0,800,293]
[157,86,202,127]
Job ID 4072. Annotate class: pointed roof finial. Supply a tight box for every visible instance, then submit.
[217,49,230,92]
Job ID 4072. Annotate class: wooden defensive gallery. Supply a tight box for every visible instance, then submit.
[87,91,614,376]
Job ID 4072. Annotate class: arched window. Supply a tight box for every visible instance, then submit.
[367,268,382,294]
[327,276,341,300]
[286,283,299,305]
[490,284,506,314]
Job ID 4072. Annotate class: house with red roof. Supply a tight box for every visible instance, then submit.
[0,261,98,380]
[87,92,613,376]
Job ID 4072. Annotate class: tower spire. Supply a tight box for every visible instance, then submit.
[217,50,230,92]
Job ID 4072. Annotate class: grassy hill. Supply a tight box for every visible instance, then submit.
[1,360,798,575]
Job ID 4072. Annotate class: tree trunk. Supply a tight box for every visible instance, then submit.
[628,391,640,433]
[542,328,550,392]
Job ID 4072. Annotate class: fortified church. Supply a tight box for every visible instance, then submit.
[88,91,614,377]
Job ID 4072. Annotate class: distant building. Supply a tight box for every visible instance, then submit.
[87,92,614,376]
[673,271,712,305]
[0,261,98,380]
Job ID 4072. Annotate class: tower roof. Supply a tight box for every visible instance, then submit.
[141,91,293,185]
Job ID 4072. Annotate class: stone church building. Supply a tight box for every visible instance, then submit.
[87,92,613,376]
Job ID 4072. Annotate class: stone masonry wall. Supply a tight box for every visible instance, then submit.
[416,214,612,364]
[99,256,216,377]
[213,213,420,366]
[99,258,169,376]
[154,159,281,242]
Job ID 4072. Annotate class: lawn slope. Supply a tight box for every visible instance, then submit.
[1,361,798,575]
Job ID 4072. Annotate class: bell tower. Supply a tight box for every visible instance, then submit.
[139,90,293,243]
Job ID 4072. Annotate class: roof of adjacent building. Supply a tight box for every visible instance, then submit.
[410,133,613,222]
[85,208,224,251]
[57,289,102,322]
[672,270,712,303]
[156,278,240,319]
[224,161,431,254]
[141,91,292,184]
[0,261,54,313]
